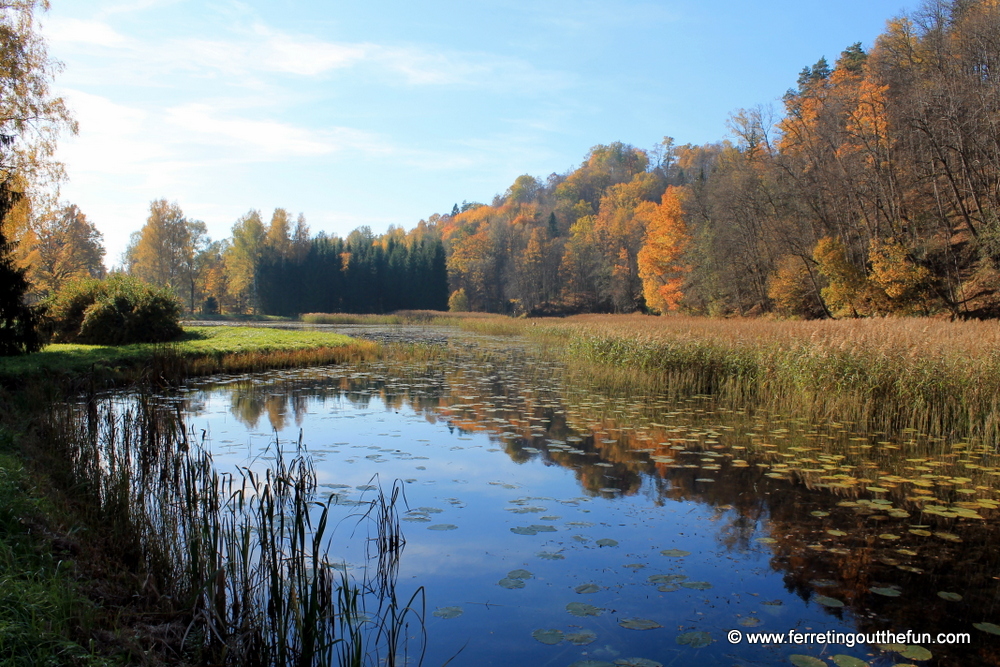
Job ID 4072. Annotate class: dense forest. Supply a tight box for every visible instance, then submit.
[11,0,1000,319]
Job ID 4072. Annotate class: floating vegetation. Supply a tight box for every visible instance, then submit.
[531,628,563,645]
[870,586,902,597]
[680,581,712,590]
[974,622,1000,635]
[789,656,828,667]
[614,659,663,667]
[831,656,869,667]
[566,602,602,617]
[427,523,458,531]
[595,538,618,547]
[575,583,601,594]
[620,618,663,631]
[813,595,845,608]
[674,630,709,646]
[432,606,463,619]
[566,630,598,645]
[498,577,525,589]
[660,549,690,558]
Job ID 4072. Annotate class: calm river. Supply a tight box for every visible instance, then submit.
[156,325,1000,666]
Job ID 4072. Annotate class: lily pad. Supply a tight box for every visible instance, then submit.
[531,628,564,645]
[681,581,713,590]
[831,655,868,667]
[738,616,762,627]
[937,591,962,602]
[537,551,565,560]
[569,662,614,667]
[648,574,687,584]
[498,577,525,589]
[566,602,602,617]
[511,526,537,535]
[898,645,931,661]
[789,656,827,667]
[621,618,663,631]
[657,584,680,592]
[675,630,710,646]
[529,524,557,533]
[614,660,663,667]
[566,629,598,645]
[596,538,619,547]
[660,548,691,557]
[813,595,844,607]
[575,583,601,594]
[507,568,533,580]
[432,606,463,619]
[974,622,1000,635]
[871,587,902,597]
[427,524,457,531]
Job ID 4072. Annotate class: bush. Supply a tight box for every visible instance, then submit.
[46,275,182,345]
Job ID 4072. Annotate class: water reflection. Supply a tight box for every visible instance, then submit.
[162,335,1000,667]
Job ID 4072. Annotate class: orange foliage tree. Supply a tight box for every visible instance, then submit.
[637,186,691,313]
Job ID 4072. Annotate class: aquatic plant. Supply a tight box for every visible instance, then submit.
[43,391,422,666]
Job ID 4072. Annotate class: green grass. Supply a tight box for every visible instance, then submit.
[0,430,114,667]
[0,326,373,386]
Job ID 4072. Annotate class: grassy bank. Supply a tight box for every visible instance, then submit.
[448,313,1000,443]
[0,325,379,389]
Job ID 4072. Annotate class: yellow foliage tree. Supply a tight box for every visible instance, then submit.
[637,186,691,313]
[813,236,887,316]
[868,237,930,312]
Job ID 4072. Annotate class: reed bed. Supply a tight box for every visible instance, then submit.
[455,314,1000,444]
[43,392,422,666]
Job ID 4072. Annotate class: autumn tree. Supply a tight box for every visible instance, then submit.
[637,186,692,313]
[126,199,208,312]
[225,209,266,313]
[0,0,76,205]
[23,203,105,296]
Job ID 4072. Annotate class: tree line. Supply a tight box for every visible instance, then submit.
[9,0,1000,322]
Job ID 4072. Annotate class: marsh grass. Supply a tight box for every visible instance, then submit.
[438,313,1000,443]
[42,391,422,666]
[527,314,1000,443]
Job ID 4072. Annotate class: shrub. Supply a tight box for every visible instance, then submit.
[47,275,182,345]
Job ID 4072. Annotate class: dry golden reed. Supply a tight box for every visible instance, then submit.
[458,314,1000,444]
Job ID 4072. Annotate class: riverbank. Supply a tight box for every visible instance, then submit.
[0,325,379,390]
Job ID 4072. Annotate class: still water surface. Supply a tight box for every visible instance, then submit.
[164,327,1000,666]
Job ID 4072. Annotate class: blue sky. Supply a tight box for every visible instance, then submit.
[41,0,917,266]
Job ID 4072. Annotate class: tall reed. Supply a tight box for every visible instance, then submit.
[507,314,1000,443]
[46,390,422,666]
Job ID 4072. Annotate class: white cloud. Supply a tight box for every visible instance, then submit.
[165,103,392,158]
[43,17,129,48]
[250,24,369,76]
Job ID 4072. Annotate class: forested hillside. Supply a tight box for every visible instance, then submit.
[436,0,1000,318]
